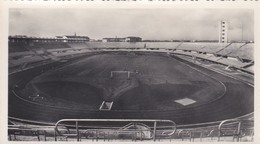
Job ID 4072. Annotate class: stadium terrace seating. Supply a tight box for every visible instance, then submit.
[244,65,254,73]
[9,51,35,58]
[176,43,231,54]
[8,42,254,74]
[27,43,71,50]
[77,42,180,50]
[198,43,229,53]
[9,42,72,52]
[49,49,87,57]
[144,42,181,49]
[9,42,72,55]
[9,42,30,52]
[216,43,246,56]
[177,43,206,51]
[228,44,254,61]
[68,43,89,49]
[174,50,252,69]
[9,55,45,66]
[216,57,250,68]
[82,42,145,49]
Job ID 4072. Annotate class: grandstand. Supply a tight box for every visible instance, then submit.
[8,41,254,141]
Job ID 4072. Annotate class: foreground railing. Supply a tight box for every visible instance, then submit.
[54,119,177,141]
[8,117,254,141]
[218,119,254,142]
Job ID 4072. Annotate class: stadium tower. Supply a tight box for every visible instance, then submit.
[219,21,228,43]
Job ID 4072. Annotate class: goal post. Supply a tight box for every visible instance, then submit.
[110,70,138,79]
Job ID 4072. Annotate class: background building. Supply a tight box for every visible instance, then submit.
[9,34,90,44]
[102,38,126,42]
[102,36,142,42]
[125,37,142,42]
[219,21,228,43]
[64,35,90,43]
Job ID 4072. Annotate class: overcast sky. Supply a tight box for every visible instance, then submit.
[9,9,254,41]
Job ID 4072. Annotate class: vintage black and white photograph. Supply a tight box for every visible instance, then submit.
[7,8,254,142]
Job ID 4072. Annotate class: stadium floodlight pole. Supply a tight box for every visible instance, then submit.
[54,128,57,141]
[153,121,157,141]
[76,121,79,141]
[128,72,130,79]
[241,21,244,42]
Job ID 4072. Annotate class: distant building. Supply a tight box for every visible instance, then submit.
[219,21,228,43]
[102,38,126,42]
[102,36,142,42]
[9,35,58,44]
[55,36,68,43]
[64,35,89,43]
[125,37,142,42]
[9,34,90,44]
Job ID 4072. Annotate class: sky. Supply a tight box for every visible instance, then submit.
[9,9,254,41]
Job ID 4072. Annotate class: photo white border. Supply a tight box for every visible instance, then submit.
[0,1,259,144]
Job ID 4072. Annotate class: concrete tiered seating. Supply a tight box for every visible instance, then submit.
[177,43,205,51]
[85,42,116,49]
[81,42,180,50]
[216,58,250,68]
[115,42,145,49]
[228,44,254,60]
[9,55,45,66]
[244,65,254,73]
[8,42,254,74]
[199,43,229,53]
[145,42,181,49]
[217,43,246,56]
[9,43,30,52]
[68,43,89,49]
[28,43,71,50]
[9,51,35,58]
[83,42,144,49]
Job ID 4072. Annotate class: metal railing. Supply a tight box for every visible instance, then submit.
[218,119,254,142]
[54,119,177,141]
[8,125,57,141]
[8,117,254,141]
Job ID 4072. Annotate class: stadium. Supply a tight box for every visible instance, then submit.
[8,36,254,141]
